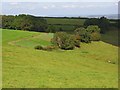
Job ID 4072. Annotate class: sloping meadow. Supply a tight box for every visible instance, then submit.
[2,29,118,88]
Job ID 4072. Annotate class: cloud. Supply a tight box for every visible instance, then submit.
[42,4,56,9]
[1,0,119,2]
[51,5,56,8]
[9,2,19,5]
[62,5,78,8]
[43,6,49,9]
[61,3,116,9]
[2,2,117,16]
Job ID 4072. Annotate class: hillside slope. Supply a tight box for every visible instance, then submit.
[2,29,118,88]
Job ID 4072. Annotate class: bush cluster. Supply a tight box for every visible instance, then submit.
[84,17,110,33]
[51,32,76,50]
[75,27,91,43]
[51,25,100,50]
[74,25,101,43]
[34,45,56,51]
[90,32,101,41]
[35,25,101,51]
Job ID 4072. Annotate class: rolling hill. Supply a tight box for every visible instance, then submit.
[2,29,118,88]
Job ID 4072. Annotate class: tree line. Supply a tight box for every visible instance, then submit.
[2,14,48,32]
[2,14,117,33]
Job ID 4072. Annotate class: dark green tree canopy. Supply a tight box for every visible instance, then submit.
[84,17,110,33]
[2,14,48,32]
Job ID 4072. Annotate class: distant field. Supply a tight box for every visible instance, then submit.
[101,29,118,46]
[45,18,86,31]
[45,18,86,26]
[49,24,75,31]
[2,29,118,88]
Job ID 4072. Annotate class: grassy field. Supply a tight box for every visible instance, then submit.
[45,18,86,26]
[2,29,118,88]
[45,18,85,31]
[101,29,118,46]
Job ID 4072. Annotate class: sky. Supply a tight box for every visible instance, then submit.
[1,0,119,2]
[1,0,119,17]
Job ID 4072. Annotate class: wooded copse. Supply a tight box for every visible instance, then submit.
[2,14,48,32]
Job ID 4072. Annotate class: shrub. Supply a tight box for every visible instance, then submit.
[43,46,56,51]
[51,32,75,50]
[90,32,101,41]
[86,25,100,33]
[74,40,80,48]
[34,45,56,51]
[74,28,91,43]
[74,27,86,35]
[80,32,91,43]
[74,34,81,40]
[34,45,43,50]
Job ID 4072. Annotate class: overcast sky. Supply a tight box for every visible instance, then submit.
[1,1,119,17]
[1,0,119,2]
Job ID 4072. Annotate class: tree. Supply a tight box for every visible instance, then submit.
[90,32,101,41]
[99,17,110,33]
[2,15,15,29]
[84,18,99,27]
[84,17,110,33]
[75,27,91,43]
[12,14,34,30]
[46,25,56,33]
[86,25,100,33]
[86,25,101,41]
[2,14,48,32]
[51,32,75,50]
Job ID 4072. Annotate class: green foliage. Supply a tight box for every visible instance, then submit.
[2,14,48,32]
[74,39,80,48]
[84,18,99,26]
[35,45,56,51]
[2,15,15,29]
[80,32,91,43]
[51,32,75,50]
[34,45,43,50]
[84,17,110,33]
[86,25,101,41]
[44,46,56,51]
[12,14,34,30]
[86,25,100,33]
[75,27,91,43]
[46,25,56,33]
[74,34,81,41]
[90,32,101,41]
[75,25,101,42]
[99,17,110,33]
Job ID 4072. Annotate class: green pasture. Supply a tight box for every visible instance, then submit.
[45,18,86,26]
[2,29,118,88]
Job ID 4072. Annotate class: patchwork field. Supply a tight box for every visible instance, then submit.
[45,18,86,26]
[2,29,118,88]
[45,18,86,31]
[101,29,118,46]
